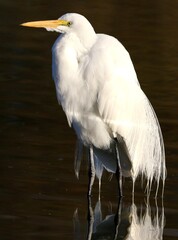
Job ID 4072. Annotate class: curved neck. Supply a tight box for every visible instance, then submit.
[75,24,96,50]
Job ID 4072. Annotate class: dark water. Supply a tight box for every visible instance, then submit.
[0,0,178,239]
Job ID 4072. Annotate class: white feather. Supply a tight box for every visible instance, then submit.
[98,78,166,189]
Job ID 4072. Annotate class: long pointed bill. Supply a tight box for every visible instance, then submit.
[21,19,70,28]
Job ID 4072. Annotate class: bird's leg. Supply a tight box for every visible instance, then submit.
[114,138,123,197]
[88,145,95,196]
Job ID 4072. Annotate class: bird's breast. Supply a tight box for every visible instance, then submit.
[52,36,113,148]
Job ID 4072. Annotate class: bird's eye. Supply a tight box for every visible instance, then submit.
[67,21,72,27]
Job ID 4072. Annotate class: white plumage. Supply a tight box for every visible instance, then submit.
[21,13,166,196]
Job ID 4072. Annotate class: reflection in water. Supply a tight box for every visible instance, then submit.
[74,197,165,240]
[128,201,164,240]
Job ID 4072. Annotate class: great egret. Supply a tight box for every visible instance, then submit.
[21,13,166,197]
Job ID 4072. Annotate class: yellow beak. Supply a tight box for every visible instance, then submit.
[21,19,70,28]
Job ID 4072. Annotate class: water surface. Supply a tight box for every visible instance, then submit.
[0,0,178,239]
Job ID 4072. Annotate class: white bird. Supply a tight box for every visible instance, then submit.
[21,13,166,197]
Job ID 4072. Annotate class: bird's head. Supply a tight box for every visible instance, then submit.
[21,13,95,35]
[21,13,96,49]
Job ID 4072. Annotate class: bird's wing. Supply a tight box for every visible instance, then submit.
[91,35,166,187]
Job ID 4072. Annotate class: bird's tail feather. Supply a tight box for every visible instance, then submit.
[118,92,166,195]
[97,79,166,195]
